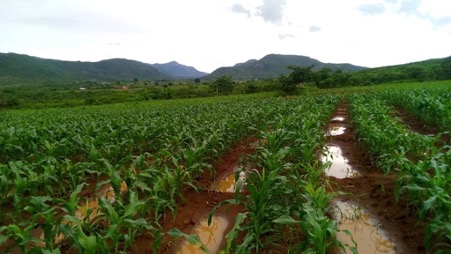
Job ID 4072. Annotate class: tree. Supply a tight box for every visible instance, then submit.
[279,74,296,93]
[279,66,315,94]
[287,65,314,84]
[211,75,234,93]
[245,83,258,93]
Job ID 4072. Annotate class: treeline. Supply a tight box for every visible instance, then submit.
[278,56,451,92]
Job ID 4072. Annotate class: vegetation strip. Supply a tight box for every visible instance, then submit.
[154,136,257,254]
[348,93,450,253]
[324,101,425,253]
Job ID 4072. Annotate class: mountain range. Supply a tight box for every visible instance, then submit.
[203,54,366,80]
[1,52,448,85]
[0,53,206,85]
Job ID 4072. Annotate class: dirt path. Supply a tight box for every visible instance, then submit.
[131,137,258,253]
[325,102,426,254]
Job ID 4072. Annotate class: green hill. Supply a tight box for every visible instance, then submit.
[352,57,451,84]
[0,53,171,85]
[203,54,367,80]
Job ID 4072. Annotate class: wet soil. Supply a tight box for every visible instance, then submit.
[326,102,427,254]
[131,136,258,254]
[394,108,450,146]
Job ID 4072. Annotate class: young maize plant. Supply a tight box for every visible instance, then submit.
[209,95,344,253]
[0,95,307,252]
[347,93,450,253]
[381,88,451,132]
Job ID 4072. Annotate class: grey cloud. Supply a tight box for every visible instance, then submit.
[231,3,251,17]
[309,26,321,32]
[359,4,386,16]
[278,33,295,39]
[256,0,287,24]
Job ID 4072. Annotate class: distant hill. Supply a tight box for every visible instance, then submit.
[151,61,208,79]
[0,53,171,85]
[352,56,451,83]
[203,54,367,80]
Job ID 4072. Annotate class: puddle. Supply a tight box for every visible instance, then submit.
[332,116,345,122]
[332,200,396,254]
[97,181,128,202]
[36,181,128,247]
[176,216,229,254]
[322,145,359,178]
[213,171,247,193]
[326,126,347,136]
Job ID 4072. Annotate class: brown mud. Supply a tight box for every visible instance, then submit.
[325,102,427,254]
[131,136,258,254]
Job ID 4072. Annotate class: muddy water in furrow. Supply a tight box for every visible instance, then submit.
[324,102,413,254]
[323,108,359,179]
[164,138,257,254]
[176,216,229,254]
[213,171,247,193]
[175,165,245,253]
[332,200,396,254]
[176,164,253,252]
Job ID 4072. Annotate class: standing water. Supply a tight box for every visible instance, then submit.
[213,171,247,193]
[332,200,396,254]
[322,145,359,179]
[176,216,229,254]
[325,103,404,254]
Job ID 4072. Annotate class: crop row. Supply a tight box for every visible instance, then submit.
[0,94,343,253]
[0,96,280,253]
[347,93,450,253]
[380,87,451,132]
[210,95,351,253]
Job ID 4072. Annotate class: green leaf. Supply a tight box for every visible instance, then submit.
[78,234,97,254]
[423,195,437,212]
[99,198,120,224]
[273,214,299,225]
[0,234,9,245]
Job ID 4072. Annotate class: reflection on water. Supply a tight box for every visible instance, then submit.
[322,145,359,178]
[176,216,229,254]
[332,200,396,254]
[326,126,347,136]
[332,116,346,122]
[97,181,128,203]
[214,171,246,193]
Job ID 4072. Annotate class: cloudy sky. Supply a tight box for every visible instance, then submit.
[1,0,450,73]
